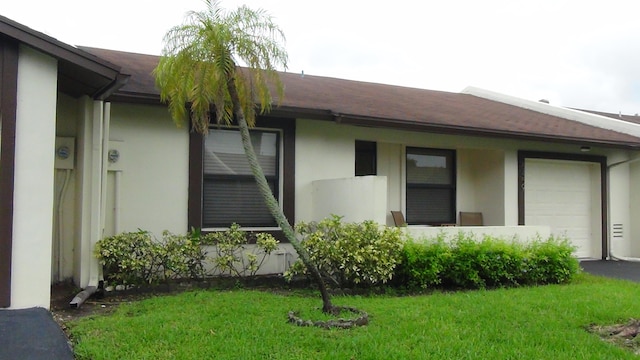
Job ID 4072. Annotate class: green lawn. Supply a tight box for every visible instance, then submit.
[69,274,640,359]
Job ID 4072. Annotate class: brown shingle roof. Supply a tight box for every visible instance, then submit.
[80,46,640,149]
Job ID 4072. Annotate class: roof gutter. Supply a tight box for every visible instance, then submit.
[93,73,130,100]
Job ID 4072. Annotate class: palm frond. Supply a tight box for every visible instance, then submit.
[154,0,287,134]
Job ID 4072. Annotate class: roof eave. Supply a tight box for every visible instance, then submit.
[0,15,121,83]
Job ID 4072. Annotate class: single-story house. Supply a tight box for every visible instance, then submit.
[3,14,640,309]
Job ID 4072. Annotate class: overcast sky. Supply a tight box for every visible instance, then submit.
[3,0,640,114]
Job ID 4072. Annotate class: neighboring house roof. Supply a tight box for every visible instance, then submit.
[0,16,125,98]
[580,109,640,125]
[78,46,640,149]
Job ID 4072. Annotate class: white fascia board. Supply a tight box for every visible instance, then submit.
[462,86,640,138]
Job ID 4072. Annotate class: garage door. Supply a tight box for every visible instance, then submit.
[524,159,599,258]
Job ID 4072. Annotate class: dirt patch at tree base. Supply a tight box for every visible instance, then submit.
[288,306,369,329]
[587,319,640,355]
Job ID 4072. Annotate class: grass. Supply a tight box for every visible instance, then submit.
[69,274,640,359]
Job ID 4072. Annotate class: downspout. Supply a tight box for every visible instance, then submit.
[607,155,640,262]
[100,103,111,244]
[70,100,104,307]
[70,76,127,308]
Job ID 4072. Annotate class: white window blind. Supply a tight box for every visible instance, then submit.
[202,129,279,227]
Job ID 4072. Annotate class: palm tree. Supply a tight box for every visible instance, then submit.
[154,0,335,313]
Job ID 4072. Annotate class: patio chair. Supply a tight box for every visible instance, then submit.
[390,211,407,227]
[459,211,483,226]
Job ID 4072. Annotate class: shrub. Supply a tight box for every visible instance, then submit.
[156,230,209,281]
[208,223,280,278]
[395,235,450,289]
[440,234,528,289]
[285,215,404,288]
[94,230,160,285]
[520,236,580,284]
[397,233,580,290]
[95,225,279,286]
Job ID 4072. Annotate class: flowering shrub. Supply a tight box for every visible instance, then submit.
[285,215,404,288]
[94,230,160,285]
[208,223,279,277]
[94,225,279,286]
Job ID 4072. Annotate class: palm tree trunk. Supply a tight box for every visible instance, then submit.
[226,76,334,313]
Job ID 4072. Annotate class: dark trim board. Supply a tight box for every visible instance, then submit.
[517,151,608,259]
[0,38,19,308]
[188,117,296,242]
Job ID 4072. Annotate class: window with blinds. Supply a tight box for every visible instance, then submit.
[202,129,280,228]
[406,147,456,225]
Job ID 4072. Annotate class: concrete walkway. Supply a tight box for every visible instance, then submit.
[0,307,74,360]
[580,259,640,282]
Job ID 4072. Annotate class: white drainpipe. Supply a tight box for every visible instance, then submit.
[70,101,111,307]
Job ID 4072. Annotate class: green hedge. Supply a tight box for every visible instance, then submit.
[396,233,580,290]
[284,215,404,288]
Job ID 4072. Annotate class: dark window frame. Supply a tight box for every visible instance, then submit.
[355,140,377,176]
[405,147,456,225]
[202,128,281,228]
[188,117,295,241]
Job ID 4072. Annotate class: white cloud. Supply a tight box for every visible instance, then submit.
[3,0,640,113]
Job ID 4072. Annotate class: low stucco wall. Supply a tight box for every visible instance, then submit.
[403,225,551,242]
[201,243,296,276]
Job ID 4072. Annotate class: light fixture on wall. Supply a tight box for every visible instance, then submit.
[580,146,591,152]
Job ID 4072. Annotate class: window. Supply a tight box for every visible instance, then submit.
[202,128,280,228]
[188,117,294,235]
[406,147,456,224]
[355,140,377,176]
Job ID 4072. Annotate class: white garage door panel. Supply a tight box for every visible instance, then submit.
[525,159,597,258]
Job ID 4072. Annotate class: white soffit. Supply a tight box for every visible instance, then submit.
[462,86,640,138]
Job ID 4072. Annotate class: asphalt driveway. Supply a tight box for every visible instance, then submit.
[0,307,73,360]
[580,259,640,282]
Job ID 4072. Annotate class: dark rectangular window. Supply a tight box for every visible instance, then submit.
[406,147,456,225]
[202,129,280,228]
[355,140,377,176]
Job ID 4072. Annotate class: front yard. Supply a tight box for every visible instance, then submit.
[67,274,640,359]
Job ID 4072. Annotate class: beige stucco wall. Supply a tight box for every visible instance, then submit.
[629,160,640,257]
[294,119,640,259]
[456,149,506,225]
[311,176,388,223]
[52,109,640,285]
[108,103,189,236]
[294,119,620,227]
[52,93,80,282]
[609,151,639,258]
[11,46,58,309]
